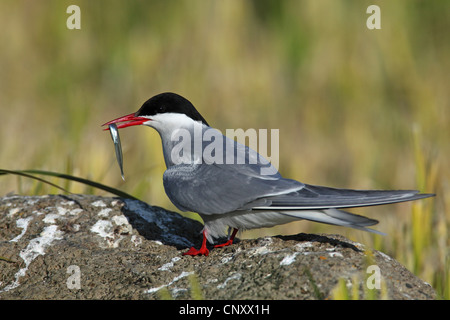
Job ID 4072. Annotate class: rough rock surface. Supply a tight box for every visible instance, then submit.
[0,194,435,300]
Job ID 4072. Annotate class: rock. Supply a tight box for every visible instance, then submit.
[0,194,435,300]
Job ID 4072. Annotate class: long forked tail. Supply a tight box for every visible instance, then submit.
[259,184,435,210]
[255,184,435,235]
[280,208,385,235]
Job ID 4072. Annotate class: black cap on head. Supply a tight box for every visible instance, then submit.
[135,92,209,126]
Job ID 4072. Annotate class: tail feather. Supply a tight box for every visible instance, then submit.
[252,184,434,235]
[280,208,386,235]
[258,184,435,210]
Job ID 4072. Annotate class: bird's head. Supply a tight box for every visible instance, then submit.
[102,92,209,133]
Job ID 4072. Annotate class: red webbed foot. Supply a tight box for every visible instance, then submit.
[214,228,238,249]
[183,246,209,256]
[183,228,239,256]
[183,230,209,256]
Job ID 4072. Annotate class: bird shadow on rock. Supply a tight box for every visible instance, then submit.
[275,233,362,252]
[118,198,205,250]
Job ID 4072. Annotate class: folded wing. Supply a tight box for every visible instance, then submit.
[254,184,434,210]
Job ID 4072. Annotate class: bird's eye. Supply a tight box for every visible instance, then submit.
[158,105,166,113]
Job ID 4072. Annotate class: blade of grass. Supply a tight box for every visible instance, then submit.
[188,272,204,300]
[304,267,325,299]
[331,278,350,300]
[24,169,140,200]
[0,169,139,200]
[0,169,70,194]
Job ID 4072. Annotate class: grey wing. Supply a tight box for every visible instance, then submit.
[254,184,435,210]
[162,163,303,214]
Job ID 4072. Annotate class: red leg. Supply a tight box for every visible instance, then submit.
[183,230,209,256]
[214,228,238,248]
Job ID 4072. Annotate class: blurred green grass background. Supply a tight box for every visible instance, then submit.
[0,0,448,298]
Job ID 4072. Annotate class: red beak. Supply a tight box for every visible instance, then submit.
[102,113,149,130]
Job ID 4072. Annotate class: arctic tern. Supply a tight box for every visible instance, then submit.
[103,92,434,256]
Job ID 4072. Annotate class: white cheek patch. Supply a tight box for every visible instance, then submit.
[147,113,198,133]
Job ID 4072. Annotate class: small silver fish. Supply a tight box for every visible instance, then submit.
[109,123,125,180]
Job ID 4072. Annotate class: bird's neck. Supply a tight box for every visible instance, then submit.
[158,121,207,168]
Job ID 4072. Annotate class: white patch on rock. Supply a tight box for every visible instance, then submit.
[9,217,33,242]
[158,257,181,271]
[43,206,83,223]
[295,242,314,251]
[145,271,194,294]
[91,200,107,207]
[328,252,344,258]
[131,235,142,246]
[7,208,21,218]
[378,251,392,261]
[97,208,112,218]
[217,272,242,289]
[90,215,132,248]
[280,253,299,266]
[91,220,113,239]
[0,225,63,293]
[43,213,60,224]
[220,254,233,264]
